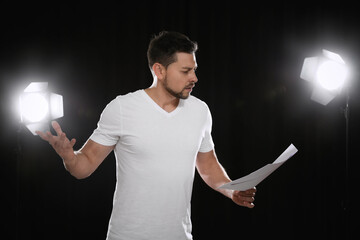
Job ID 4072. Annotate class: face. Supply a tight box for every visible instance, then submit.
[161,52,198,99]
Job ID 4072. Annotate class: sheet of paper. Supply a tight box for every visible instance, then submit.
[219,144,298,191]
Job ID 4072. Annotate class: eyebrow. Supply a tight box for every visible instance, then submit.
[181,66,197,71]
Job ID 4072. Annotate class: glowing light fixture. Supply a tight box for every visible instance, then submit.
[19,82,63,135]
[301,48,353,220]
[300,49,348,105]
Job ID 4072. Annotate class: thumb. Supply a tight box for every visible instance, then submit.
[70,138,76,148]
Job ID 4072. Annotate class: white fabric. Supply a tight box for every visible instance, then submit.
[90,90,214,240]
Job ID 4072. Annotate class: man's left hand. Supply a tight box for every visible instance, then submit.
[231,187,256,208]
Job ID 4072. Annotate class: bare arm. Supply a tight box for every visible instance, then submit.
[196,150,232,197]
[37,121,114,179]
[196,150,256,208]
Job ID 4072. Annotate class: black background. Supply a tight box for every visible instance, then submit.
[1,2,359,239]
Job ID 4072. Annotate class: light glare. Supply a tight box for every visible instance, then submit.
[300,49,349,105]
[20,93,49,122]
[17,81,64,135]
[316,60,347,91]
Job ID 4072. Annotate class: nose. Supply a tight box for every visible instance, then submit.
[190,71,198,83]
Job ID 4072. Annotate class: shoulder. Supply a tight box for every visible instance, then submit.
[185,95,210,112]
[181,95,212,120]
[107,90,143,107]
[112,89,143,102]
[100,90,143,117]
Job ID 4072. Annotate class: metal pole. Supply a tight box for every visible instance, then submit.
[343,90,350,239]
[16,124,22,240]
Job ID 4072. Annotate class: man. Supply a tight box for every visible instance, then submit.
[37,31,256,240]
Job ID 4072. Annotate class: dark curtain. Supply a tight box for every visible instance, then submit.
[1,2,359,240]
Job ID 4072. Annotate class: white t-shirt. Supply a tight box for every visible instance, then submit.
[90,90,214,240]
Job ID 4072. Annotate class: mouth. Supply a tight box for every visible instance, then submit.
[184,84,195,91]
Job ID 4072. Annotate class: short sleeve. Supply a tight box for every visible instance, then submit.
[90,98,122,146]
[198,106,215,153]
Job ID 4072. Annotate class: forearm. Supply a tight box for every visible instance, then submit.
[196,151,234,199]
[63,140,114,179]
[196,151,257,208]
[62,150,94,179]
[37,122,112,179]
[199,162,233,199]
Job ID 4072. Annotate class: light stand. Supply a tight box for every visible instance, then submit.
[300,49,350,239]
[343,89,350,240]
[16,82,64,239]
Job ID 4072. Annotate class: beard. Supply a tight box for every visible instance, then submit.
[163,76,194,100]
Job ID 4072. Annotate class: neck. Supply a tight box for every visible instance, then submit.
[145,85,180,113]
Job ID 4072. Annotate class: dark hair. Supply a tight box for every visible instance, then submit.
[147,31,198,70]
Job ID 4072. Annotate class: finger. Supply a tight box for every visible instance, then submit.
[246,187,257,194]
[59,132,67,142]
[51,121,63,136]
[36,131,49,141]
[234,190,255,200]
[53,132,66,149]
[236,191,255,198]
[45,131,57,145]
[58,133,76,150]
[236,195,255,203]
[242,187,257,196]
[70,138,76,148]
[244,202,255,209]
[234,197,255,208]
[46,131,54,138]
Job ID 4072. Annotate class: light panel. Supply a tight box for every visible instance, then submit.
[20,93,49,122]
[316,60,347,91]
[300,49,348,105]
[19,82,63,135]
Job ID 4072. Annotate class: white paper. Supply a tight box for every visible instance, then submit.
[219,144,298,191]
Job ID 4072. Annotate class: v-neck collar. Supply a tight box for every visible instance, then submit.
[141,90,184,117]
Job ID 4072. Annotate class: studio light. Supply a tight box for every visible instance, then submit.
[301,49,353,239]
[19,82,63,135]
[300,49,349,105]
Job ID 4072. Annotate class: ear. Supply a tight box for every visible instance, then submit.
[152,63,166,81]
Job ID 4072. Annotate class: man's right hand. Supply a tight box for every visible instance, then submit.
[36,121,114,179]
[36,121,77,162]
